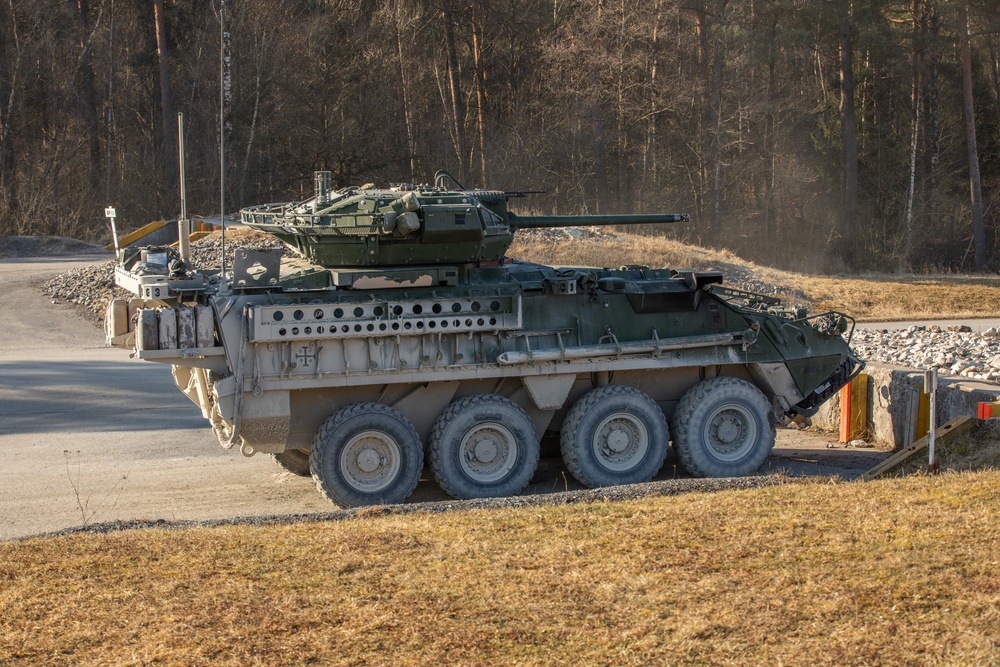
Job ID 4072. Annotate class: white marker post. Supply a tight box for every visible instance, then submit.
[105,206,120,253]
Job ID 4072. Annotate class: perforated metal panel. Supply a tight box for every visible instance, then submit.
[248,295,522,342]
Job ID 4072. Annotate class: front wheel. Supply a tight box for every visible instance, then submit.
[672,377,775,478]
[310,403,423,507]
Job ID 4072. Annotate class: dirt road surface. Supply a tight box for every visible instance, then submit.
[0,256,886,541]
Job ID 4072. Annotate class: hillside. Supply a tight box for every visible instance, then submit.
[2,471,998,666]
[512,231,1000,322]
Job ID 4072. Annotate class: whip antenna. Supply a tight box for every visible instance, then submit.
[219,0,228,277]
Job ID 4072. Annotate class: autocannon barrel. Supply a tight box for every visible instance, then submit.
[508,212,689,229]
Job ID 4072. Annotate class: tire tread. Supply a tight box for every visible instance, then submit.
[672,377,774,478]
[310,402,423,507]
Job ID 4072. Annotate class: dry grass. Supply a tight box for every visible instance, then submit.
[2,472,999,666]
[788,274,1000,323]
[884,420,1000,478]
[511,233,1000,322]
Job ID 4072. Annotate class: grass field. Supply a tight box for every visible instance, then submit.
[2,472,998,666]
[511,233,1000,322]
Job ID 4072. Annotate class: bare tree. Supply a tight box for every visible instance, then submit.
[959,1,986,270]
[153,0,175,194]
[839,0,860,264]
[0,0,18,215]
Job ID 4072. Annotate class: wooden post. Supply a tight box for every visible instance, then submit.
[840,373,869,442]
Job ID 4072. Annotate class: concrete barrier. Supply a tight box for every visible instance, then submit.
[813,362,1000,449]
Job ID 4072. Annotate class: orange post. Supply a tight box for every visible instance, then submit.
[839,382,852,443]
[839,374,869,442]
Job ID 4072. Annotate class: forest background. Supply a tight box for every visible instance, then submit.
[0,0,997,273]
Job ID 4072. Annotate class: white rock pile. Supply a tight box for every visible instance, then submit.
[851,324,1000,381]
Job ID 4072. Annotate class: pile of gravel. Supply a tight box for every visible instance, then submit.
[43,473,793,538]
[42,230,291,319]
[43,261,121,319]
[851,325,1000,382]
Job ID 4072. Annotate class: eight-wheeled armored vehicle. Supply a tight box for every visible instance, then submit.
[107,170,861,507]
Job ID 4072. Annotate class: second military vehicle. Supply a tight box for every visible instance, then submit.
[107,170,861,507]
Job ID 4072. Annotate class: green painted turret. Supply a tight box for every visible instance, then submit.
[240,170,689,267]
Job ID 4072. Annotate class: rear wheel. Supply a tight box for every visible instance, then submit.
[272,449,310,476]
[429,395,539,500]
[672,377,775,478]
[310,403,423,507]
[560,385,669,488]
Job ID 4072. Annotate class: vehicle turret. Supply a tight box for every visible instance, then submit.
[240,170,689,268]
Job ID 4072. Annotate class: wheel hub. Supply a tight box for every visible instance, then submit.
[715,417,740,444]
[340,430,401,492]
[460,423,517,482]
[594,413,649,472]
[356,447,382,473]
[473,439,499,463]
[607,428,630,452]
[705,405,758,462]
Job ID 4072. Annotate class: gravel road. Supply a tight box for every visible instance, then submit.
[1,252,886,541]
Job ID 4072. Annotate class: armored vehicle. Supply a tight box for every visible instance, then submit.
[107,170,861,507]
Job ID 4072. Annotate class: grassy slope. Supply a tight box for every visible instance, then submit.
[510,233,1000,322]
[2,472,998,666]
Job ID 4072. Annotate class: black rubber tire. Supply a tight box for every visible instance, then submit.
[672,377,775,478]
[310,403,423,507]
[560,385,669,488]
[272,449,311,476]
[429,394,540,500]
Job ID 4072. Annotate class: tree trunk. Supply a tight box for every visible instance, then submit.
[640,0,663,209]
[394,8,417,180]
[959,2,986,271]
[0,0,17,215]
[707,0,728,240]
[441,0,464,179]
[694,8,710,231]
[839,2,859,265]
[901,0,922,268]
[76,0,101,197]
[762,12,777,244]
[470,0,488,185]
[592,0,608,213]
[694,1,727,242]
[927,1,940,202]
[153,0,176,197]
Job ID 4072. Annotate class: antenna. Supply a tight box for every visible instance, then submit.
[219,0,227,277]
[177,112,190,264]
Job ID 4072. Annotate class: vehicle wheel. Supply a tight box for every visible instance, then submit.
[672,377,775,478]
[272,449,311,476]
[310,403,423,507]
[560,385,669,488]
[429,394,539,500]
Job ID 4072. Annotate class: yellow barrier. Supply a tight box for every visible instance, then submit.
[104,220,172,250]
